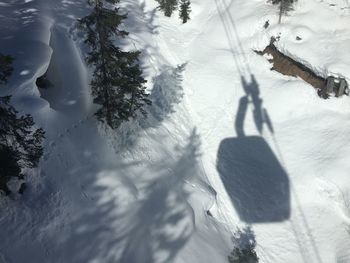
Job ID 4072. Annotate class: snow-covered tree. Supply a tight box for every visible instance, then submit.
[0,96,45,195]
[0,54,44,195]
[228,246,259,263]
[157,0,178,17]
[79,0,151,129]
[228,227,259,263]
[179,0,191,23]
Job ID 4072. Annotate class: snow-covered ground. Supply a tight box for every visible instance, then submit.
[1,0,350,262]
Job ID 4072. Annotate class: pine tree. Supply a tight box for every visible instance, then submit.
[179,0,191,23]
[0,96,45,195]
[0,54,45,195]
[79,0,151,129]
[228,247,259,263]
[156,0,167,14]
[0,145,21,195]
[157,0,178,17]
[228,227,259,263]
[270,0,296,24]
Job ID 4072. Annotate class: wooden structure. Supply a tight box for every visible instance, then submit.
[256,41,326,91]
[320,76,349,98]
[256,38,349,100]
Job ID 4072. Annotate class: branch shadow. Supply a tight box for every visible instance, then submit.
[0,0,91,97]
[0,1,41,41]
[119,129,199,262]
[47,128,199,263]
[121,0,159,36]
[49,0,92,29]
[216,75,290,223]
[0,14,51,92]
[0,123,198,262]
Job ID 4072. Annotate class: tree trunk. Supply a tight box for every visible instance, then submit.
[95,3,113,126]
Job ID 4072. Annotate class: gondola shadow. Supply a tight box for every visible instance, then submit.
[216,75,290,223]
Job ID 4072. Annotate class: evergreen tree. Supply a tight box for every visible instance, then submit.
[0,54,45,195]
[270,0,296,23]
[0,96,45,195]
[157,0,178,17]
[0,53,14,84]
[79,0,151,129]
[228,227,259,263]
[228,246,259,263]
[0,145,21,195]
[179,0,191,23]
[156,0,167,14]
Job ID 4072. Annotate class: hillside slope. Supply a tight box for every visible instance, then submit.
[1,0,350,262]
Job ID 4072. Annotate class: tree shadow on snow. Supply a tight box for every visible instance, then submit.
[119,129,199,263]
[121,0,159,35]
[118,0,160,74]
[50,0,92,29]
[106,63,187,150]
[216,75,290,223]
[0,0,41,40]
[0,0,91,106]
[0,1,51,92]
[45,128,199,263]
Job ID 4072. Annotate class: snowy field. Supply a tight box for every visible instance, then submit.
[1,0,350,262]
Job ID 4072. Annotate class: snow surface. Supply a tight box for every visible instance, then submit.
[1,0,350,262]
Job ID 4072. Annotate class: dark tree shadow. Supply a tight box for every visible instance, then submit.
[216,75,290,223]
[0,2,194,262]
[0,124,199,262]
[121,0,159,36]
[43,128,199,263]
[0,0,92,98]
[50,0,92,29]
[0,1,40,41]
[119,129,199,262]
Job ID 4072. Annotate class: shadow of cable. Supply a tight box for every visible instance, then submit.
[216,75,290,223]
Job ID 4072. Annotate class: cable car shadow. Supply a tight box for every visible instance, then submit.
[216,74,290,223]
